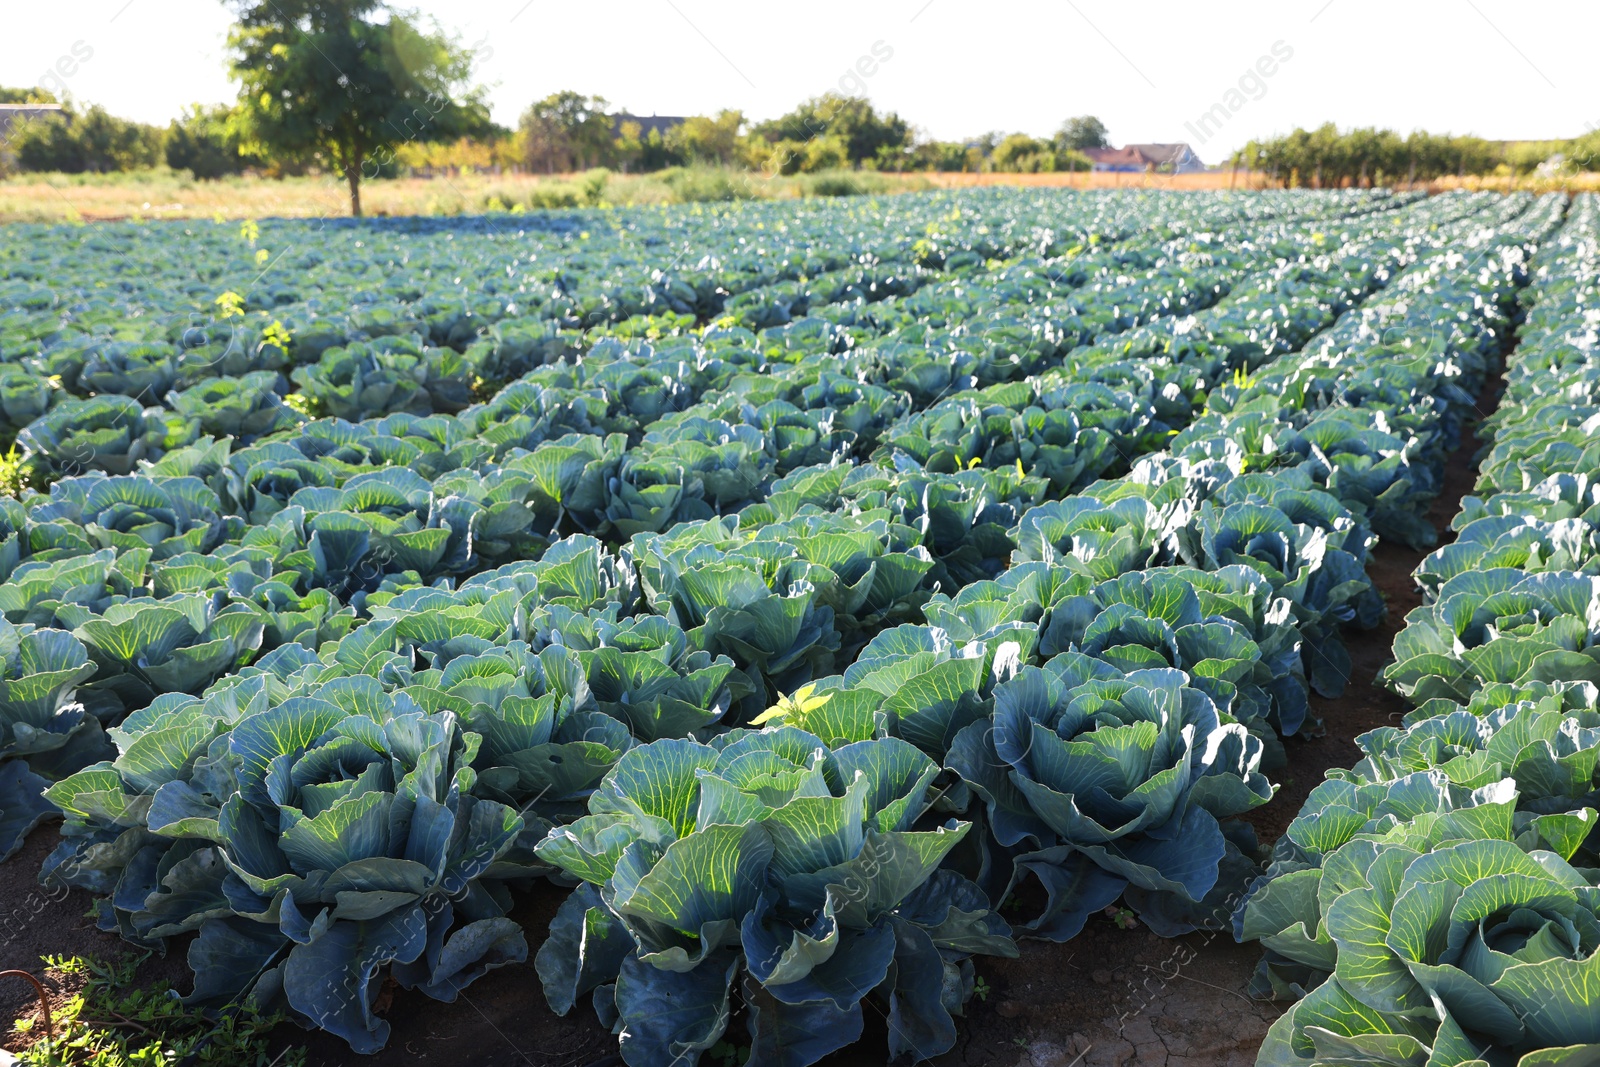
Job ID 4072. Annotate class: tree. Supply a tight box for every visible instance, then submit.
[226,0,491,215]
[518,91,614,173]
[166,103,257,179]
[750,94,909,168]
[989,134,1087,173]
[903,140,983,173]
[394,135,497,173]
[667,110,744,167]
[0,87,58,104]
[1055,115,1109,152]
[1232,124,1508,188]
[613,119,644,172]
[13,104,162,173]
[990,133,1051,172]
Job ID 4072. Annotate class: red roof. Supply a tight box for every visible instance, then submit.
[1080,146,1149,167]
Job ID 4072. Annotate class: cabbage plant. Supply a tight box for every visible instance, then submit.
[0,498,30,584]
[459,379,638,457]
[165,370,302,443]
[0,364,54,434]
[590,422,771,538]
[0,548,165,659]
[1039,566,1311,740]
[26,474,240,562]
[1381,570,1600,706]
[289,338,436,420]
[1238,768,1600,1066]
[219,441,339,525]
[279,467,476,590]
[534,730,1015,1067]
[1183,499,1372,698]
[949,657,1272,939]
[632,520,840,708]
[0,621,102,859]
[44,679,528,1053]
[19,395,198,474]
[750,459,1047,587]
[1415,514,1600,598]
[79,340,179,401]
[66,592,265,714]
[878,395,1118,494]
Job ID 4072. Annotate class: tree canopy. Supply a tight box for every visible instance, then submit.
[12,105,162,174]
[0,87,59,104]
[750,94,910,168]
[991,133,1090,173]
[518,91,616,173]
[1234,123,1504,186]
[165,104,260,179]
[1055,115,1109,151]
[226,0,491,214]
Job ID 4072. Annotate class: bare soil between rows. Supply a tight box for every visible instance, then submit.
[0,375,1500,1067]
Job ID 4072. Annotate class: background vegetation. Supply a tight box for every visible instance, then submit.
[1231,122,1596,186]
[4,0,1599,216]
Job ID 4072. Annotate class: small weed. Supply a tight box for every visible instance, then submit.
[282,392,321,419]
[10,953,301,1067]
[973,976,991,1002]
[0,443,43,498]
[260,319,294,352]
[214,290,245,319]
[708,1038,749,1066]
[469,374,506,403]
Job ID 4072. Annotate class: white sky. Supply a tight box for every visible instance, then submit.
[2,0,1596,162]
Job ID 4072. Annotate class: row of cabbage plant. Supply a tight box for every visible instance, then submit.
[737,199,1559,953]
[1233,194,1600,1067]
[0,197,1433,1060]
[0,195,1456,736]
[4,189,1352,441]
[19,534,1016,1060]
[0,190,1514,1066]
[0,200,1410,881]
[10,191,1413,476]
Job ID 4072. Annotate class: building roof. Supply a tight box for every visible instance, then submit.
[1080,142,1207,170]
[1124,143,1200,165]
[613,113,686,138]
[1080,146,1148,167]
[0,103,64,118]
[0,104,65,148]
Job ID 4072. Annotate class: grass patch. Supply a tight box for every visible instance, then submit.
[0,166,931,222]
[8,954,300,1067]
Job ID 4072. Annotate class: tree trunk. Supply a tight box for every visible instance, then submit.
[347,154,363,217]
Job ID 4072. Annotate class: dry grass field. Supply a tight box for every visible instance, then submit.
[6,165,1600,224]
[10,165,1568,224]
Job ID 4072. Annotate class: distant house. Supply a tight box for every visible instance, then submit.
[1082,142,1207,174]
[613,113,686,139]
[0,103,65,163]
[1125,143,1207,173]
[1080,146,1147,172]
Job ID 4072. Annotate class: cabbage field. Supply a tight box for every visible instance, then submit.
[0,187,1598,1067]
